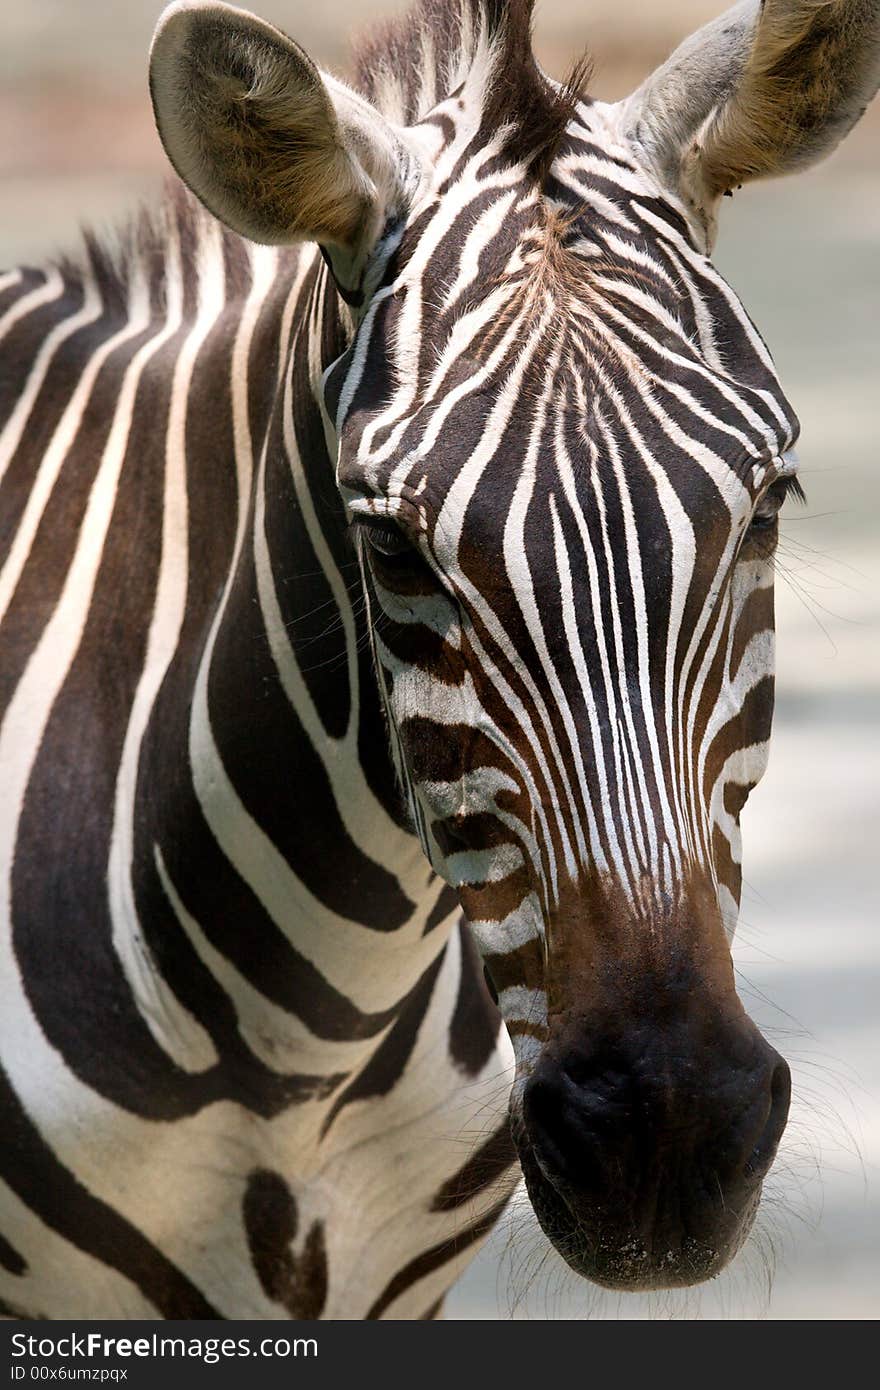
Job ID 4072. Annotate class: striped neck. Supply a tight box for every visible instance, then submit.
[139,225,457,1080]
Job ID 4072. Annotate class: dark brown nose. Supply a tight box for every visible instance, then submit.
[518,1012,791,1289]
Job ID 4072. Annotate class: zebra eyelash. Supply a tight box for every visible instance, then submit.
[780,475,807,506]
[750,474,807,529]
[349,515,415,558]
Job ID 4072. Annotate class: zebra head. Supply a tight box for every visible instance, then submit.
[150,0,880,1290]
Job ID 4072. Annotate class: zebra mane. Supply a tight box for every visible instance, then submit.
[53,179,254,319]
[352,0,591,178]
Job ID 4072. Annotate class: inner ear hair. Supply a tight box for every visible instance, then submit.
[698,0,880,198]
[623,0,880,247]
[150,3,377,248]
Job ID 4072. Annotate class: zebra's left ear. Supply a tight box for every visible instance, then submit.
[149,1,419,299]
[620,0,880,248]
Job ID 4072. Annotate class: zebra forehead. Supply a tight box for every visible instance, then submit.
[331,182,796,488]
[336,299,794,523]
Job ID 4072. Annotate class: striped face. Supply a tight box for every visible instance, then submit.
[330,101,800,1049]
[328,99,799,1287]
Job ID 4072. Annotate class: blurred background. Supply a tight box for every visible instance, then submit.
[2,0,877,1320]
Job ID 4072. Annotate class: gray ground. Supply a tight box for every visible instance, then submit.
[2,0,878,1322]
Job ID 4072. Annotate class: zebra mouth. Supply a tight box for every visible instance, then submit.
[505,976,790,1293]
[515,1126,759,1291]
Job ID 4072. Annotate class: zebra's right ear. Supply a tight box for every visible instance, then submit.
[149,2,418,294]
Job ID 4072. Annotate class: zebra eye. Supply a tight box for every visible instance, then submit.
[750,485,785,531]
[749,475,806,531]
[356,519,414,558]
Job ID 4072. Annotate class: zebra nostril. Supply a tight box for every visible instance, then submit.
[523,1068,612,1193]
[770,1058,791,1115]
[560,1053,591,1088]
[745,1057,791,1181]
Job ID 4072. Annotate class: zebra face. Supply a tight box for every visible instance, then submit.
[329,116,799,1288]
[150,0,879,1300]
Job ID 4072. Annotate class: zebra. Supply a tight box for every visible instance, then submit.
[0,0,877,1321]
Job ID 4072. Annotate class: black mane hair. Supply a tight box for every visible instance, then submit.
[352,0,591,180]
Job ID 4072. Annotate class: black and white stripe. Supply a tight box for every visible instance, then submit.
[1,0,876,1316]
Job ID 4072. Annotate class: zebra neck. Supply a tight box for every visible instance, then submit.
[133,243,454,1078]
[0,218,456,1124]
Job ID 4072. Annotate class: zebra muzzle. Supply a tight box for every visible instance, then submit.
[514,1002,791,1291]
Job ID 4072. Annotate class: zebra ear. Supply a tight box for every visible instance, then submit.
[620,0,880,246]
[149,2,417,287]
